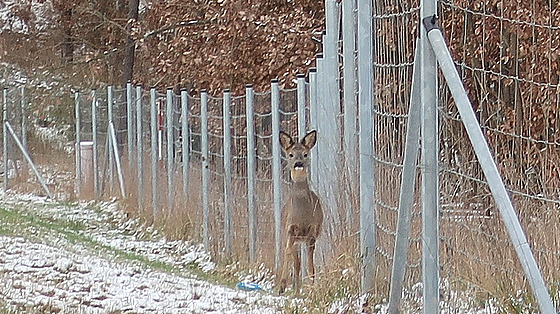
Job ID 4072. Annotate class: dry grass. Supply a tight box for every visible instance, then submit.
[5,130,559,313]
[108,156,560,312]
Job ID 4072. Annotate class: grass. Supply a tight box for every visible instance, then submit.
[3,104,559,313]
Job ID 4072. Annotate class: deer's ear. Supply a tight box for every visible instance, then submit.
[279,131,294,150]
[302,130,317,149]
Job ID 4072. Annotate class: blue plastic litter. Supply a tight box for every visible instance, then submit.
[236,282,262,291]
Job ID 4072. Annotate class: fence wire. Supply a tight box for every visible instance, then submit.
[436,0,560,311]
[2,0,560,311]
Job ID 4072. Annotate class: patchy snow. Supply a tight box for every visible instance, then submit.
[0,193,285,313]
[0,0,54,34]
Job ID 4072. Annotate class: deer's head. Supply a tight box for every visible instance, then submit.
[279,130,317,182]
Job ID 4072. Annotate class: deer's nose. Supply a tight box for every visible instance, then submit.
[294,161,304,169]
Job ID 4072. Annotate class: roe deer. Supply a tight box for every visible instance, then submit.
[278,130,323,294]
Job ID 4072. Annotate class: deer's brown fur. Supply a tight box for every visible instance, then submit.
[278,130,323,294]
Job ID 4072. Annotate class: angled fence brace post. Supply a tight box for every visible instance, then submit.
[245,84,257,262]
[271,79,282,272]
[388,40,422,314]
[107,86,115,194]
[108,122,126,198]
[423,16,556,313]
[5,121,53,199]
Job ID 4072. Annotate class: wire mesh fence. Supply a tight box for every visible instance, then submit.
[2,0,560,311]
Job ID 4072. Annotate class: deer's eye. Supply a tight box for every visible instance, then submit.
[303,153,308,158]
[289,153,294,158]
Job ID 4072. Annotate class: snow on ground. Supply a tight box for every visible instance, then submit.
[0,193,285,313]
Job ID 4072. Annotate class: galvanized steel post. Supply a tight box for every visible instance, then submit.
[75,91,82,196]
[357,0,376,294]
[296,73,308,279]
[245,84,257,262]
[419,1,440,312]
[180,89,190,201]
[91,90,99,199]
[3,88,8,193]
[166,88,174,212]
[342,0,358,228]
[271,79,282,272]
[136,85,143,212]
[127,82,134,166]
[308,67,318,188]
[150,87,158,221]
[200,90,210,250]
[323,0,342,229]
[222,89,233,257]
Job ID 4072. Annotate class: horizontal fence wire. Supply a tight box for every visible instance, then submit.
[1,0,559,310]
[438,0,560,311]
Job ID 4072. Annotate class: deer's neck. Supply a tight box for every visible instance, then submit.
[291,179,313,199]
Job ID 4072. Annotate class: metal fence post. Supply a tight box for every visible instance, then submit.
[323,0,342,229]
[312,56,323,190]
[420,1,440,312]
[200,90,210,250]
[342,0,358,229]
[180,89,190,201]
[127,82,134,167]
[308,67,318,187]
[166,88,174,212]
[75,91,82,196]
[91,90,99,199]
[297,74,307,138]
[223,89,233,258]
[245,84,257,263]
[271,79,282,272]
[357,0,376,294]
[296,73,308,279]
[3,88,8,193]
[136,85,143,212]
[150,87,158,222]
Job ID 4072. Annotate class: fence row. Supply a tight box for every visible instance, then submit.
[2,0,560,311]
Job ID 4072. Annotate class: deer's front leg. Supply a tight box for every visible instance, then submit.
[279,225,298,294]
[306,237,317,284]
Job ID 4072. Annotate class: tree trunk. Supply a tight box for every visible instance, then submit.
[61,8,73,64]
[122,0,139,87]
[118,0,140,152]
